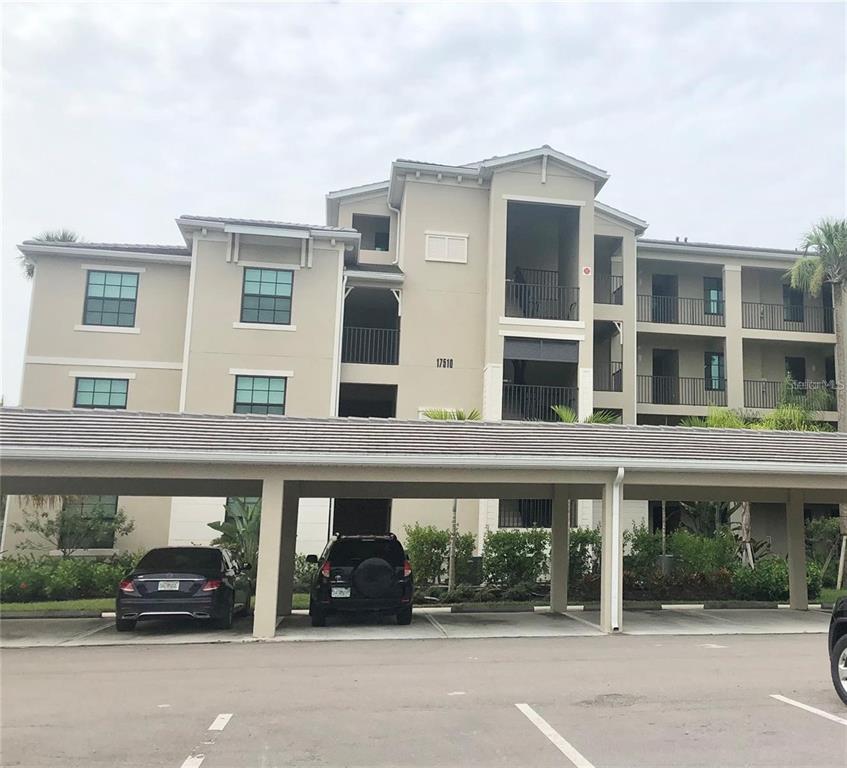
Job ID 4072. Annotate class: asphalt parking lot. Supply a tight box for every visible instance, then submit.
[2,632,845,768]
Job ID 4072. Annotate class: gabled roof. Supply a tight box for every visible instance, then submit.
[325,181,391,226]
[594,202,648,235]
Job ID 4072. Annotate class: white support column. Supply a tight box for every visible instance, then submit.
[550,486,570,613]
[723,264,744,410]
[253,476,285,639]
[600,468,625,633]
[277,485,301,616]
[786,489,808,611]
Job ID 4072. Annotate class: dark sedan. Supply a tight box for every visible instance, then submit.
[115,546,251,631]
[829,595,847,705]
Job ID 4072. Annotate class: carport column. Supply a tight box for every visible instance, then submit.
[277,485,300,616]
[600,469,625,633]
[253,476,286,639]
[549,486,570,613]
[786,489,808,610]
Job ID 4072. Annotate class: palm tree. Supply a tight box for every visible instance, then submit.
[19,229,82,278]
[551,405,619,424]
[788,217,847,586]
[422,408,481,587]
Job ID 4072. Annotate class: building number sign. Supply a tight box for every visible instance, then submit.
[436,358,454,369]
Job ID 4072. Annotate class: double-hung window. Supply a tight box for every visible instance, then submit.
[703,277,724,316]
[60,495,119,549]
[74,377,128,409]
[704,352,725,391]
[240,268,293,325]
[233,375,286,415]
[83,271,138,327]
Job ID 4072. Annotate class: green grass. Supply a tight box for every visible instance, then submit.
[292,593,309,610]
[820,588,846,605]
[0,597,116,613]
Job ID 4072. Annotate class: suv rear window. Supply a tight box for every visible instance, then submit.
[135,548,223,573]
[329,539,405,567]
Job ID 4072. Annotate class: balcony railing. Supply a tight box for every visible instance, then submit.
[341,326,399,365]
[743,380,838,411]
[506,281,579,321]
[741,302,834,334]
[499,498,552,528]
[595,275,624,305]
[637,375,727,406]
[594,362,623,392]
[502,383,577,421]
[637,295,725,327]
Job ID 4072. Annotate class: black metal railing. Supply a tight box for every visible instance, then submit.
[506,281,579,321]
[499,498,552,528]
[341,326,399,365]
[594,275,624,305]
[502,383,577,421]
[741,302,834,334]
[637,375,727,406]
[743,380,838,411]
[637,295,725,326]
[594,362,623,392]
[513,267,559,287]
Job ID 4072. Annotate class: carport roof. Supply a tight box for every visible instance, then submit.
[1,408,844,476]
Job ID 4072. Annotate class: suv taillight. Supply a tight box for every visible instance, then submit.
[320,561,331,579]
[403,560,412,578]
[202,579,222,591]
[118,578,135,594]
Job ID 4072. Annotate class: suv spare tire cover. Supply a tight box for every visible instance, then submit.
[352,557,395,598]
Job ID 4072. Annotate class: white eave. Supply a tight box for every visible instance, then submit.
[595,201,648,235]
[16,243,192,266]
[637,239,803,262]
[177,217,361,248]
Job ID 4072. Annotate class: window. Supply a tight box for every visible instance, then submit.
[74,377,128,409]
[60,495,118,549]
[425,232,468,264]
[703,277,724,315]
[83,271,138,327]
[352,214,391,251]
[240,268,293,325]
[783,284,804,323]
[704,352,725,391]
[234,375,286,415]
[785,356,807,383]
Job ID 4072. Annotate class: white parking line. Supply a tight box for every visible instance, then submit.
[208,713,233,731]
[770,694,847,726]
[515,703,595,768]
[179,755,205,768]
[425,612,448,638]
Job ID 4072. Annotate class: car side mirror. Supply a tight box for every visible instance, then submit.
[306,554,318,564]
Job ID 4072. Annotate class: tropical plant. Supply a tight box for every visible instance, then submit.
[403,523,450,584]
[482,527,550,586]
[208,497,261,576]
[422,408,481,585]
[19,229,82,278]
[551,405,619,424]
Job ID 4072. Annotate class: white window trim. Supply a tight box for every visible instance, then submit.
[81,263,146,274]
[424,232,469,264]
[238,260,301,271]
[232,321,297,332]
[228,368,294,378]
[502,194,586,207]
[499,329,586,341]
[424,230,470,239]
[74,325,140,334]
[499,316,586,330]
[69,371,136,380]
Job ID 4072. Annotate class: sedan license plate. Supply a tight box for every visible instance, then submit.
[331,586,351,598]
[158,580,180,591]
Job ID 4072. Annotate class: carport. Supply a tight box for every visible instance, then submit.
[1,408,845,639]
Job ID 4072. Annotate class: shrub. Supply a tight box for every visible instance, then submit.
[805,516,841,587]
[624,523,663,578]
[483,528,549,586]
[293,553,317,592]
[404,524,450,585]
[453,531,478,585]
[568,527,601,584]
[667,529,736,574]
[730,557,822,601]
[0,554,133,602]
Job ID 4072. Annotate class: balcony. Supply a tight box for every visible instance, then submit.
[637,375,727,407]
[502,383,577,421]
[499,498,552,528]
[594,362,623,392]
[595,275,623,305]
[741,302,834,334]
[637,295,725,327]
[743,380,837,411]
[505,268,579,321]
[341,326,399,365]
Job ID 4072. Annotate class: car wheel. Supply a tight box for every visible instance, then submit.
[215,593,235,630]
[831,634,847,706]
[396,606,413,625]
[309,599,326,627]
[115,617,136,632]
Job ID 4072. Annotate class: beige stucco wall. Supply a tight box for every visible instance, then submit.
[637,258,724,300]
[636,334,725,378]
[742,267,826,309]
[336,193,398,266]
[742,339,834,382]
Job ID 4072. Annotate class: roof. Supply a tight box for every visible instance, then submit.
[1,409,844,476]
[178,215,357,235]
[18,240,192,265]
[638,238,803,261]
[594,201,648,235]
[20,240,190,255]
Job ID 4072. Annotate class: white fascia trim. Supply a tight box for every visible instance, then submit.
[80,263,146,274]
[19,244,190,265]
[636,240,801,261]
[224,224,310,239]
[238,260,301,271]
[5,447,844,477]
[326,181,390,199]
[27,356,181,370]
[424,230,470,238]
[69,370,136,380]
[232,322,297,332]
[594,202,648,233]
[74,325,140,335]
[482,148,609,183]
[343,270,404,283]
[499,329,586,342]
[228,368,294,378]
[500,317,586,330]
[502,194,586,207]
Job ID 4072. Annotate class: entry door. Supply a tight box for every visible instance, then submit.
[785,357,806,384]
[332,499,391,536]
[652,349,679,404]
[652,275,679,323]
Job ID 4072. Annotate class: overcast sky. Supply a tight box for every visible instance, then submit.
[2,1,845,404]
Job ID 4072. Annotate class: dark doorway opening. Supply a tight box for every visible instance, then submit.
[652,348,679,404]
[333,499,391,536]
[651,274,679,323]
[338,383,397,418]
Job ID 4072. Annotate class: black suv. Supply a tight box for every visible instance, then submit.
[306,534,414,627]
[829,596,847,705]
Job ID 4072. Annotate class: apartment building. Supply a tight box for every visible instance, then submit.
[3,146,839,558]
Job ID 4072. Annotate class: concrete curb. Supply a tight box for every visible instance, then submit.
[1,610,105,619]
